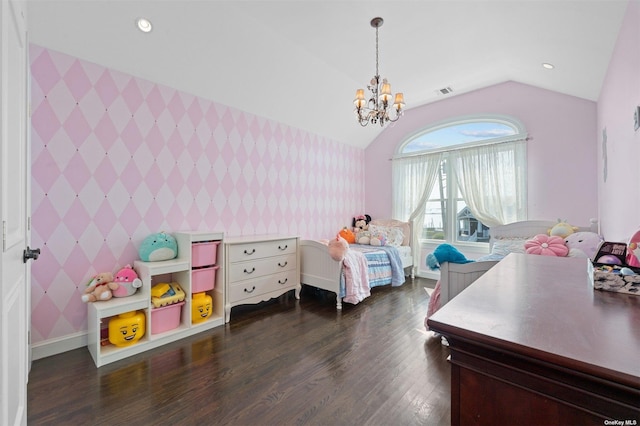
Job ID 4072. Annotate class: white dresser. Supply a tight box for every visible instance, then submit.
[224,235,300,322]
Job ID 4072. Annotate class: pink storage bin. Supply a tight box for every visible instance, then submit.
[191,241,220,268]
[192,265,219,293]
[151,301,184,335]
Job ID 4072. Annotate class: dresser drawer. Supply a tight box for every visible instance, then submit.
[228,253,296,283]
[227,238,297,263]
[228,270,298,303]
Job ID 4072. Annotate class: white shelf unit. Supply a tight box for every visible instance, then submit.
[86,231,224,367]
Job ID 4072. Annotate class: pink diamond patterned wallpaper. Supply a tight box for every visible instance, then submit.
[29,45,364,345]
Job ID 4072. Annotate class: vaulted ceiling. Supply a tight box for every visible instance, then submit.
[28,0,629,148]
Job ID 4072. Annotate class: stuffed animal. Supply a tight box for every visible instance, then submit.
[352,214,372,233]
[548,219,579,239]
[565,231,604,260]
[369,232,387,246]
[626,229,640,267]
[524,234,569,257]
[82,272,118,303]
[328,235,349,261]
[139,231,178,262]
[426,244,474,270]
[338,227,356,244]
[112,265,143,298]
[356,230,371,245]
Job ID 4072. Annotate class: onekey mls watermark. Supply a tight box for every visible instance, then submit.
[604,420,637,426]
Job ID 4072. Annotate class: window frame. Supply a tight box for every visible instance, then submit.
[395,114,527,246]
[397,114,526,157]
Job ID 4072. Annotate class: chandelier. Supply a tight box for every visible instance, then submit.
[354,17,405,127]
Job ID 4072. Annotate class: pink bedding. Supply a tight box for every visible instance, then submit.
[424,280,441,331]
[342,249,371,304]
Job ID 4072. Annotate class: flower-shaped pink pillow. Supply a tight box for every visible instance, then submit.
[524,234,569,257]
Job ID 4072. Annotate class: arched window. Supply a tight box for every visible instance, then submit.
[392,115,527,246]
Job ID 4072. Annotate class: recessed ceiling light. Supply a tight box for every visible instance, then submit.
[136,17,152,33]
[542,63,555,70]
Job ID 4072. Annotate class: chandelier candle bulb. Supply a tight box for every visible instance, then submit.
[354,89,366,107]
[394,93,405,109]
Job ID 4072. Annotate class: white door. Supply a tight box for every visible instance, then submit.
[1,0,30,425]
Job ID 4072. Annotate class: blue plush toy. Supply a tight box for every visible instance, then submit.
[139,232,178,262]
[426,243,474,270]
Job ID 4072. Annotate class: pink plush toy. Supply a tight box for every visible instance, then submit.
[328,235,349,261]
[525,234,569,257]
[111,265,143,298]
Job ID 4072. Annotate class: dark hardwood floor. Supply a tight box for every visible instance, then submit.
[28,277,450,426]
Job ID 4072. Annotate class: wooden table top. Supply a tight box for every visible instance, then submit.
[428,253,640,388]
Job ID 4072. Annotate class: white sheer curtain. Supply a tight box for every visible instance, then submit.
[392,152,443,267]
[450,140,527,228]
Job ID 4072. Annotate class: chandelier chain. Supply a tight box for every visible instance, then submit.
[375,25,379,78]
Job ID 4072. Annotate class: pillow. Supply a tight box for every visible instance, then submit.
[524,234,569,257]
[370,220,410,246]
[490,238,528,257]
[564,231,604,260]
[368,224,404,247]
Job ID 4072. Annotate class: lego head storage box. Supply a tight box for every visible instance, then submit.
[191,292,212,323]
[108,311,145,347]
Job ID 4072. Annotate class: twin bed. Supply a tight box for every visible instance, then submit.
[434,218,600,311]
[300,219,413,309]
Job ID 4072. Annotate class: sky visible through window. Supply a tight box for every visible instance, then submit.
[403,122,516,153]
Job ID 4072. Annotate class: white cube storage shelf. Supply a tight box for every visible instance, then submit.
[87,231,224,367]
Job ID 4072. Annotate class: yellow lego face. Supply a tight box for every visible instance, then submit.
[109,311,145,347]
[191,294,212,323]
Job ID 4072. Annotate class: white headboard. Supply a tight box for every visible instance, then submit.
[489,219,599,249]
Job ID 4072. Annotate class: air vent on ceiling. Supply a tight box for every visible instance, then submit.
[437,86,453,95]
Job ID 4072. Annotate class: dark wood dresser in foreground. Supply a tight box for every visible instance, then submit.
[428,253,640,426]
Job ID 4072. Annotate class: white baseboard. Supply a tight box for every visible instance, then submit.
[31,331,87,361]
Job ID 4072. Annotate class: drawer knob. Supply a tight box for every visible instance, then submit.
[244,248,256,255]
[278,261,288,268]
[278,244,288,250]
[244,267,256,274]
[278,278,288,285]
[244,286,256,293]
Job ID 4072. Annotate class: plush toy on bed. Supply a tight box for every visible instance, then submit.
[369,232,387,246]
[328,235,349,261]
[352,214,371,233]
[548,219,579,239]
[524,234,569,257]
[565,231,604,259]
[426,244,474,270]
[338,227,356,244]
[355,230,371,245]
